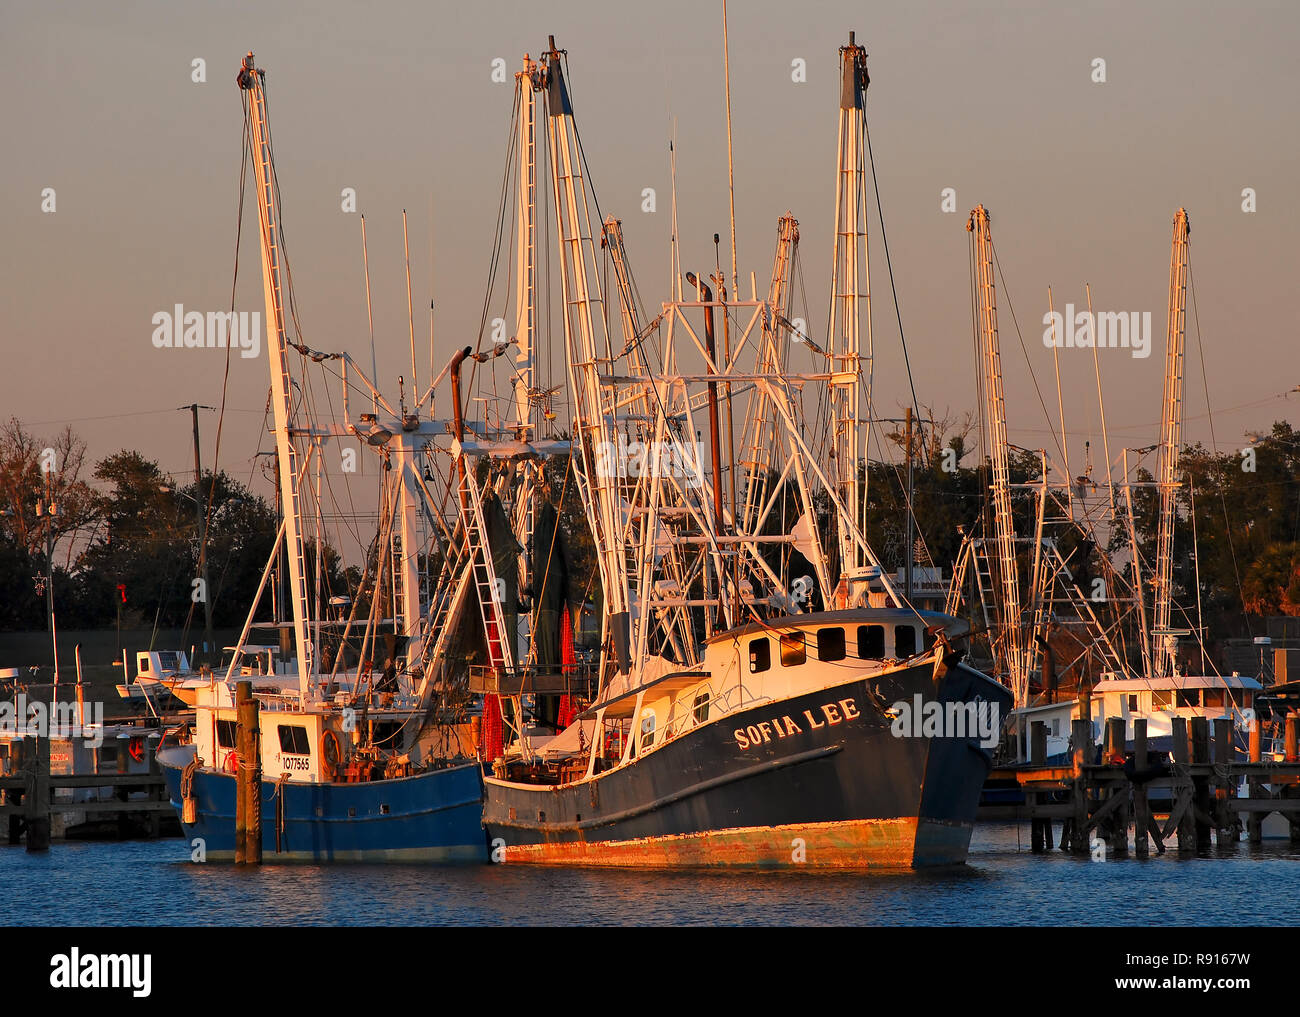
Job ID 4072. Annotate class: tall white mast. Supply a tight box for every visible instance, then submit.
[512,56,543,663]
[1152,208,1191,679]
[514,57,540,436]
[969,204,1026,705]
[239,53,313,697]
[542,38,631,673]
[828,33,872,605]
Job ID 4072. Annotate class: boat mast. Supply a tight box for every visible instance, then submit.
[828,33,873,606]
[512,56,542,663]
[1152,208,1191,679]
[968,204,1026,705]
[542,37,631,674]
[238,53,313,698]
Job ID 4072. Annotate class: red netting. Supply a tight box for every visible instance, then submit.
[482,692,504,761]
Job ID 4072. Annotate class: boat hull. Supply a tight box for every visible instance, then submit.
[484,659,1011,868]
[158,746,488,863]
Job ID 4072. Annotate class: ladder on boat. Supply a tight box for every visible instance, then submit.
[457,464,515,672]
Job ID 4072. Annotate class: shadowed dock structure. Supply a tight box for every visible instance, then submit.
[990,715,1300,855]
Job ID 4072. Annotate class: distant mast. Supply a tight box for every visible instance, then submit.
[238,53,313,698]
[1152,208,1191,679]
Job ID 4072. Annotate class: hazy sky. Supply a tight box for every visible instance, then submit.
[4,0,1297,531]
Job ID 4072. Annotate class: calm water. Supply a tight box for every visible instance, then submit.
[3,823,1299,926]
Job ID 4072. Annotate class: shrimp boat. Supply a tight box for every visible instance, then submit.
[450,35,1011,868]
[115,649,205,709]
[157,53,486,863]
[1007,669,1264,763]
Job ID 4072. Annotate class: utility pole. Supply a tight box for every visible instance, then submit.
[36,472,59,687]
[180,404,216,659]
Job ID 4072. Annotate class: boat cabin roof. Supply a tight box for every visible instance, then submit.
[704,607,955,646]
[1094,673,1263,692]
[577,670,709,721]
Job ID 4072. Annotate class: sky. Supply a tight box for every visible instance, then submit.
[3,0,1297,543]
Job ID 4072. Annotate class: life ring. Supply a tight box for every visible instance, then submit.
[224,751,239,774]
[128,736,145,763]
[320,730,342,782]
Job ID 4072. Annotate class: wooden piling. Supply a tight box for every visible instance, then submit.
[1170,716,1194,853]
[234,681,250,865]
[1190,717,1212,850]
[1070,718,1091,854]
[241,693,262,865]
[1029,721,1050,852]
[1286,712,1298,763]
[1134,719,1150,858]
[146,742,162,839]
[26,734,50,852]
[1247,717,1263,843]
[1213,717,1236,845]
[7,740,23,845]
[1104,717,1128,855]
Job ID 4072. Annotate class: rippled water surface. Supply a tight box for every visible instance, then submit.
[3,824,1299,926]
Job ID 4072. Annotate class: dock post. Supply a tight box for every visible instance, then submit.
[1104,717,1128,856]
[26,734,50,852]
[7,739,23,845]
[1133,719,1150,858]
[1190,717,1212,850]
[235,681,251,864]
[1029,721,1049,852]
[1247,717,1263,843]
[243,694,262,865]
[1212,717,1235,845]
[146,742,162,839]
[1070,718,1091,855]
[1286,713,1300,843]
[1171,716,1194,853]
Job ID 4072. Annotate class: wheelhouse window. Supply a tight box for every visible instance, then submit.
[1128,695,1139,711]
[894,625,917,658]
[1241,692,1254,709]
[749,637,771,673]
[817,627,846,662]
[1175,690,1201,708]
[1152,690,1172,709]
[278,724,311,755]
[216,719,238,749]
[1203,689,1225,709]
[857,625,885,659]
[693,691,710,724]
[780,632,806,667]
[640,710,656,750]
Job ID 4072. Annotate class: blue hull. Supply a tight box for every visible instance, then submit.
[159,747,488,862]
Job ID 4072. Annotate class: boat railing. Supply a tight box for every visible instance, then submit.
[657,682,769,745]
[469,664,598,699]
[254,692,309,713]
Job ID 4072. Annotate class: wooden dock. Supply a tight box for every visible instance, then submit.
[0,734,175,850]
[991,715,1300,855]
